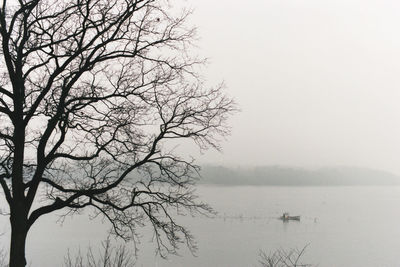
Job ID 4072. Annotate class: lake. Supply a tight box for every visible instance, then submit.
[1,185,400,266]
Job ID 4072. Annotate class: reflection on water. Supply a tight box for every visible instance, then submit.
[1,185,400,266]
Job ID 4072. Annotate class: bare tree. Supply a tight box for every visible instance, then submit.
[63,237,136,267]
[0,0,236,266]
[259,245,313,267]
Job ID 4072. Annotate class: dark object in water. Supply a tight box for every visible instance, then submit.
[279,212,300,221]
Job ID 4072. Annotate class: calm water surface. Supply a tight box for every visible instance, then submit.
[1,185,400,266]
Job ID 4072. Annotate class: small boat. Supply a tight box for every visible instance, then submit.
[279,212,300,221]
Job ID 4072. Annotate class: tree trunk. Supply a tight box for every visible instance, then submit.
[9,209,28,267]
[9,98,28,267]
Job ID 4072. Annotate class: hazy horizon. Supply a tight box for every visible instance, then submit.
[174,0,400,175]
[198,164,400,186]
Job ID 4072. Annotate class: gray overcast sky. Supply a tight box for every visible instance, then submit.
[180,0,400,174]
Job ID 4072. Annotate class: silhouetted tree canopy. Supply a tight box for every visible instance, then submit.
[0,0,236,266]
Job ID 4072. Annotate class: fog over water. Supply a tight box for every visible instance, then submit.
[2,185,399,267]
[180,0,400,174]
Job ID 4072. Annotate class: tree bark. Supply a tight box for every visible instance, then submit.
[9,206,28,267]
[9,89,28,267]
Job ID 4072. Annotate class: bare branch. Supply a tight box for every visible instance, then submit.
[0,0,237,264]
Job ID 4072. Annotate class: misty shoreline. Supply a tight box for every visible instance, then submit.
[198,165,400,186]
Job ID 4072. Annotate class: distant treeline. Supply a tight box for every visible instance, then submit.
[198,165,400,186]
